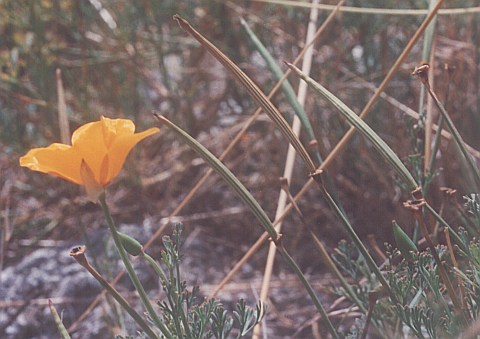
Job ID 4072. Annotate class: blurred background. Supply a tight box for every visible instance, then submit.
[1,0,480,337]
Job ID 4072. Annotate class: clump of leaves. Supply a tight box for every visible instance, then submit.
[334,205,480,339]
[118,223,266,339]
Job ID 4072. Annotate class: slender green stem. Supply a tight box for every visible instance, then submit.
[155,114,278,241]
[424,202,468,254]
[241,17,346,215]
[174,15,316,173]
[172,256,193,339]
[313,172,398,304]
[144,228,194,338]
[308,227,370,313]
[422,80,480,189]
[426,116,444,180]
[143,252,168,282]
[240,18,318,152]
[426,66,454,181]
[281,184,367,313]
[177,299,192,339]
[278,246,339,339]
[99,194,173,339]
[49,300,72,339]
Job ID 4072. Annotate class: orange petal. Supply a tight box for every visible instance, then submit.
[100,116,135,148]
[99,154,110,186]
[19,143,83,184]
[80,159,104,202]
[105,127,160,183]
[71,120,109,184]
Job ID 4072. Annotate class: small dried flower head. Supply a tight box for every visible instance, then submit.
[70,246,85,255]
[403,199,426,211]
[69,245,88,267]
[440,187,457,198]
[412,63,430,83]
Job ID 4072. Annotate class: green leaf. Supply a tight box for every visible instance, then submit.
[287,62,419,192]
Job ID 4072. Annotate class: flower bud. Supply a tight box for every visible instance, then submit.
[392,220,417,262]
[118,232,143,256]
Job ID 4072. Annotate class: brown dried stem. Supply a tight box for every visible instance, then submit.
[69,246,158,338]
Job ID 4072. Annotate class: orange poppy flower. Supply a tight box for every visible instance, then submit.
[20,116,159,201]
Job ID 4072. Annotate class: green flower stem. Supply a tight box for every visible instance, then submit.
[155,115,278,241]
[420,77,480,189]
[143,252,168,282]
[309,230,367,313]
[312,171,398,304]
[49,300,72,339]
[142,252,193,339]
[278,246,339,339]
[427,66,453,180]
[281,184,366,313]
[424,202,468,254]
[426,116,444,181]
[99,194,173,339]
[173,259,192,339]
[156,114,339,338]
[241,17,345,215]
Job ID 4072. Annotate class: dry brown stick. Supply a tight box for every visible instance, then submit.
[340,66,480,159]
[56,68,70,144]
[444,228,467,312]
[424,41,436,175]
[252,0,476,16]
[69,246,158,338]
[318,0,445,172]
